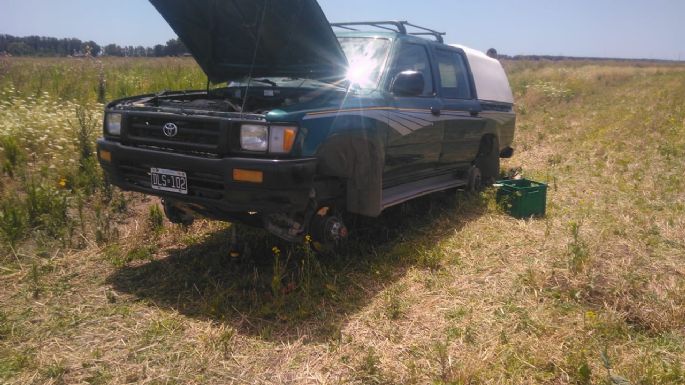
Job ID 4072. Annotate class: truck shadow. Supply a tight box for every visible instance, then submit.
[107,190,490,344]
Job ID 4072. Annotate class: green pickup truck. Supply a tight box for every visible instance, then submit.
[97,0,516,247]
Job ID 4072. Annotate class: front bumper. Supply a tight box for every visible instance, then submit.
[97,139,318,215]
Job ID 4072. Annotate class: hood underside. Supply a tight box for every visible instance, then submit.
[149,0,349,83]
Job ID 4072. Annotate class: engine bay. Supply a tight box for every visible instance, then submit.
[115,84,345,116]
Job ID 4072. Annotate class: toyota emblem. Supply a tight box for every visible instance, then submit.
[163,123,178,137]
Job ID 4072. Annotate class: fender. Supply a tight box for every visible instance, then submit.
[316,132,385,217]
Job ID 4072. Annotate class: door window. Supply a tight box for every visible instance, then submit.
[435,50,472,99]
[388,43,434,96]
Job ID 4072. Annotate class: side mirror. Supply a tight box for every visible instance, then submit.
[391,70,425,97]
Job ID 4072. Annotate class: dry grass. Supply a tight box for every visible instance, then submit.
[1,58,685,384]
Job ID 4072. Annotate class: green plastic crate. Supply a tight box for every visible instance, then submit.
[495,179,548,219]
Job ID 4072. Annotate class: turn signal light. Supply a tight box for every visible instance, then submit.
[269,126,297,153]
[233,169,263,184]
[99,150,112,163]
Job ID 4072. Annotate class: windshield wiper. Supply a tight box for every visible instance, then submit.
[285,77,348,91]
[149,89,171,106]
[252,78,278,87]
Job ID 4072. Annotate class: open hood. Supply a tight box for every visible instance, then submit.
[149,0,348,83]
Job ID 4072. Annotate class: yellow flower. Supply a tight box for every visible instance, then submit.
[272,246,281,256]
[584,311,598,325]
[57,177,67,188]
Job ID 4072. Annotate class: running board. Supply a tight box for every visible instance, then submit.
[381,174,467,210]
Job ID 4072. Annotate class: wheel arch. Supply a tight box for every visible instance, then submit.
[475,133,500,161]
[315,132,385,217]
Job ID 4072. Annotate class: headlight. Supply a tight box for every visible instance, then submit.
[105,113,122,136]
[240,124,268,152]
[269,126,298,154]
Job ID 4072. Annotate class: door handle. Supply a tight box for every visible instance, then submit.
[470,110,480,117]
[431,106,441,116]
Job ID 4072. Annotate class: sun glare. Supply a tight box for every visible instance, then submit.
[338,37,391,89]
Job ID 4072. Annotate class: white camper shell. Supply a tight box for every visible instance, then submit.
[450,45,514,105]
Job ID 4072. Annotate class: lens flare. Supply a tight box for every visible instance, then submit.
[338,37,391,89]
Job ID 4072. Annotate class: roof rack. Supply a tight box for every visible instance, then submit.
[331,21,446,43]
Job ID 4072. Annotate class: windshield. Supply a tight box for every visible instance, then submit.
[338,37,391,90]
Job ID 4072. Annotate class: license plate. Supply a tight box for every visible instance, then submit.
[150,168,188,195]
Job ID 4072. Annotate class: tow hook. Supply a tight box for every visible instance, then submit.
[162,199,195,226]
[264,213,306,243]
[263,189,318,243]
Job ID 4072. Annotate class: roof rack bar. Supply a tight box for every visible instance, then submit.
[331,21,445,43]
[333,24,358,31]
[331,21,408,35]
[403,22,446,43]
[369,23,401,32]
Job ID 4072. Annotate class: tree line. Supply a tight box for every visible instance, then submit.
[0,34,188,57]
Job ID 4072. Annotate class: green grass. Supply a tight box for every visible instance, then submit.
[0,57,206,104]
[0,57,684,384]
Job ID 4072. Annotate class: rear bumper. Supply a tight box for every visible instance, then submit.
[97,139,318,215]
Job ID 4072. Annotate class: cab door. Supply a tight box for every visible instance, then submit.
[433,48,485,170]
[383,42,444,188]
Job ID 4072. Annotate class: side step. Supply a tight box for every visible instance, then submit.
[381,173,467,210]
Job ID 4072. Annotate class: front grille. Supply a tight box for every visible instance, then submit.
[124,115,225,154]
[118,161,225,201]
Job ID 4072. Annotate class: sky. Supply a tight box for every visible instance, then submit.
[0,0,683,60]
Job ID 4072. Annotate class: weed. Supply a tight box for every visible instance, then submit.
[566,349,593,385]
[433,339,458,383]
[72,156,102,195]
[126,245,156,263]
[446,325,477,345]
[568,221,590,273]
[576,361,592,385]
[258,325,273,340]
[94,205,115,244]
[96,61,107,104]
[41,361,67,383]
[24,179,70,238]
[445,307,469,321]
[384,285,408,320]
[29,262,42,298]
[148,203,165,233]
[85,369,112,385]
[98,179,113,207]
[415,245,444,271]
[111,191,128,213]
[0,350,32,380]
[143,316,183,342]
[70,105,104,194]
[72,105,97,164]
[357,347,386,385]
[0,310,10,339]
[0,195,28,247]
[271,246,286,307]
[217,327,236,354]
[298,238,324,299]
[0,136,23,177]
[104,244,155,268]
[600,348,632,385]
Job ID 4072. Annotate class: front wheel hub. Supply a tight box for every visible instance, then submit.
[310,209,348,251]
[324,215,348,242]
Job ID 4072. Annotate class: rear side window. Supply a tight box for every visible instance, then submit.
[435,50,472,99]
[388,43,434,97]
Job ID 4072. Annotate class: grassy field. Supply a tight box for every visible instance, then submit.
[1,56,684,385]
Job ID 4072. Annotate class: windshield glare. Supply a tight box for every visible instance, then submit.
[338,37,391,90]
